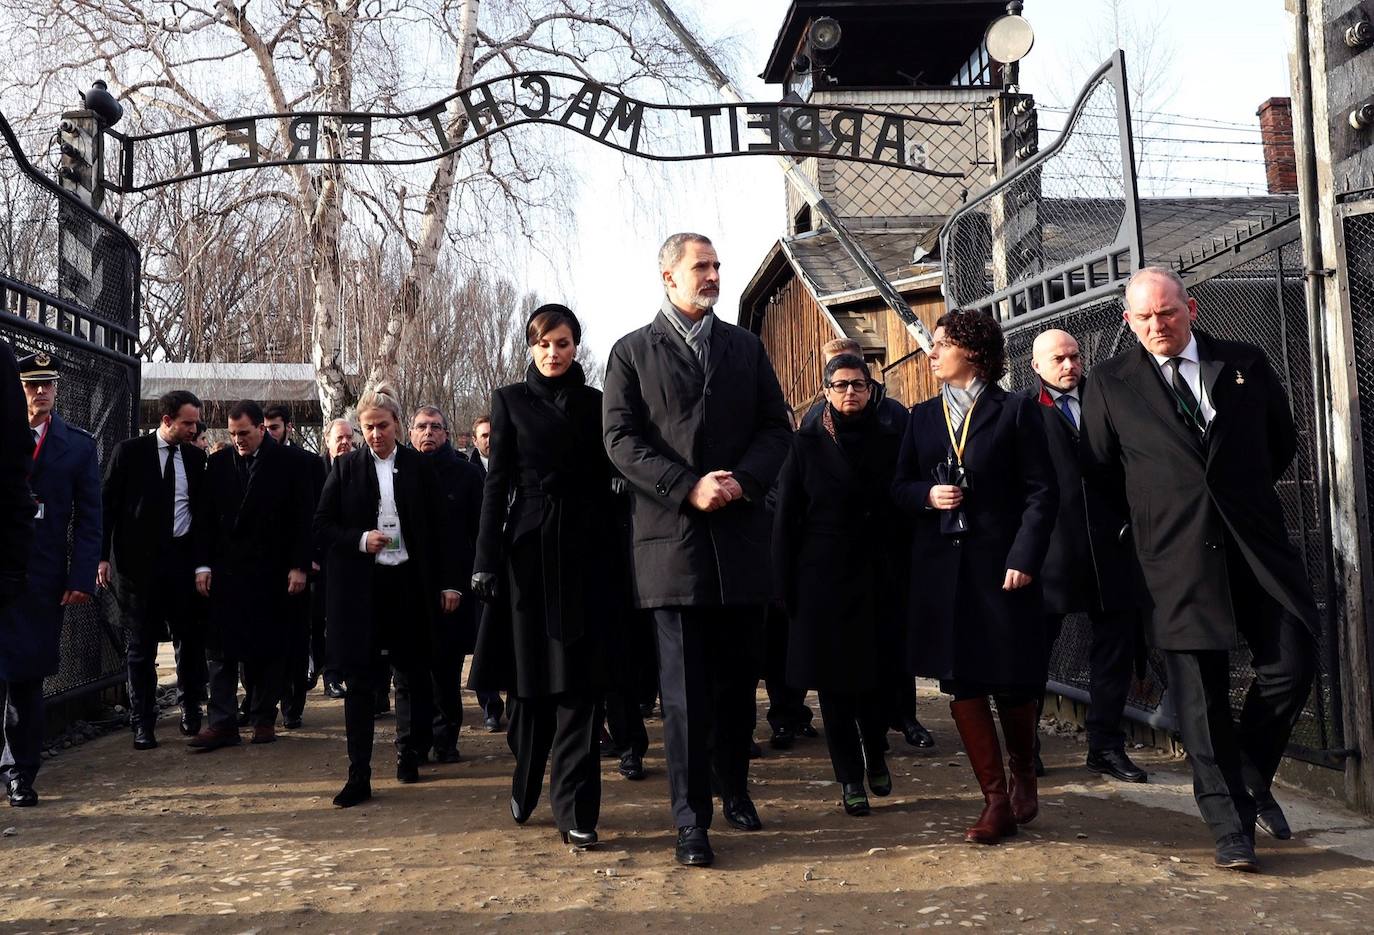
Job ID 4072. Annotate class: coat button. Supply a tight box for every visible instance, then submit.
[704,388,713,396]
[656,483,668,496]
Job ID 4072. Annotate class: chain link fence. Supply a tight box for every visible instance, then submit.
[1,112,140,704]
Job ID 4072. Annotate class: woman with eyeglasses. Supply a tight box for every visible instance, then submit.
[468,303,615,850]
[891,309,1057,845]
[773,353,906,817]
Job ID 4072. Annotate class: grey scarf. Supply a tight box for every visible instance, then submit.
[941,377,987,433]
[662,295,713,367]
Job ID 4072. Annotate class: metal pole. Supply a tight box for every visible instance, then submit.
[644,0,932,350]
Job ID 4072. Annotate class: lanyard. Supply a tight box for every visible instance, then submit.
[941,395,977,466]
[31,417,50,463]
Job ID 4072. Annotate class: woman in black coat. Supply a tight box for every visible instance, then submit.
[470,304,615,850]
[314,384,460,808]
[891,309,1057,846]
[774,353,905,818]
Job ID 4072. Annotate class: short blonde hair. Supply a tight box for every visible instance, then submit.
[822,337,862,360]
[356,382,403,423]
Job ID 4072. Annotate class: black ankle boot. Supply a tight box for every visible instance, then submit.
[333,767,372,808]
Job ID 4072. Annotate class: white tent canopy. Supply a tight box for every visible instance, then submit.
[140,362,318,402]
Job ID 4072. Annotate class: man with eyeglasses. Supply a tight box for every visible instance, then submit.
[410,406,483,762]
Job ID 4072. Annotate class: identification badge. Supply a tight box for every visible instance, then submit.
[379,511,404,553]
[34,500,44,520]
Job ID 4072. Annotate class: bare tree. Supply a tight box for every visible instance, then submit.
[0,0,720,417]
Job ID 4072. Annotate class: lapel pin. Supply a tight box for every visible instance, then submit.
[1234,370,1245,385]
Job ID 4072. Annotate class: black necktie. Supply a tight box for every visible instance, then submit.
[1169,357,1205,432]
[163,444,177,530]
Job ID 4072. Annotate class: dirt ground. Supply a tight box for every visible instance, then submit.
[2,680,1372,934]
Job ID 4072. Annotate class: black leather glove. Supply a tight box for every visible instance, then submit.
[471,572,498,602]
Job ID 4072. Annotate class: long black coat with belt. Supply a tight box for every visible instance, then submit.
[773,403,905,693]
[602,311,792,609]
[313,444,457,672]
[0,341,33,607]
[1035,382,1147,616]
[470,365,615,698]
[891,385,1058,687]
[201,436,313,657]
[1079,332,1319,650]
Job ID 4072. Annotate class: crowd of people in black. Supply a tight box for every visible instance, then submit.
[0,232,1318,874]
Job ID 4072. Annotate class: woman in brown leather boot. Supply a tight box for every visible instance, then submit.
[891,309,1057,845]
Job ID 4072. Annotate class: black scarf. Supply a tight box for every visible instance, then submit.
[525,360,586,413]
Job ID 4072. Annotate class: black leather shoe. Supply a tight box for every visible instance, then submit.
[902,719,935,749]
[484,715,501,733]
[618,751,645,781]
[433,746,461,764]
[797,723,818,738]
[769,725,795,750]
[1214,833,1260,872]
[179,708,202,737]
[333,778,371,808]
[866,757,893,797]
[396,754,420,784]
[675,826,714,867]
[510,796,532,825]
[1255,796,1292,840]
[722,796,763,831]
[561,828,598,849]
[1086,749,1148,783]
[133,723,158,751]
[322,679,346,699]
[842,782,870,816]
[282,715,303,730]
[6,778,37,807]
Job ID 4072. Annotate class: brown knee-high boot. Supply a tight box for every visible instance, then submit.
[949,698,1017,844]
[997,700,1040,825]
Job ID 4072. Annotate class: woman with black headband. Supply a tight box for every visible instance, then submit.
[469,303,615,850]
[891,308,1057,846]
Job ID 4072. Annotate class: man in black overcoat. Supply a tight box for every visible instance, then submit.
[1030,328,1148,783]
[263,405,327,729]
[468,413,507,732]
[603,232,792,867]
[100,389,209,749]
[410,405,482,761]
[1081,267,1319,872]
[190,400,313,750]
[0,340,34,611]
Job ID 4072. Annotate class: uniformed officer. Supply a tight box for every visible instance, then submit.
[0,352,101,806]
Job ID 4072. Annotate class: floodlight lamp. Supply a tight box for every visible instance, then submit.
[81,79,123,128]
[809,17,842,53]
[985,14,1035,65]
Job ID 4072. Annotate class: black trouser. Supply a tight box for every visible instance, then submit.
[1042,609,1138,753]
[1163,607,1315,843]
[653,606,764,829]
[429,648,464,756]
[310,574,330,683]
[604,687,648,757]
[208,651,284,731]
[280,590,313,722]
[882,673,918,732]
[818,690,887,785]
[118,536,207,728]
[764,604,811,732]
[392,664,437,759]
[510,691,601,832]
[0,678,44,785]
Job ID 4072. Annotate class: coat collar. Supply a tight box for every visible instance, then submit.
[957,382,1005,451]
[1122,343,1205,457]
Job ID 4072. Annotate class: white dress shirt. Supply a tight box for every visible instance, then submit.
[360,447,410,566]
[1150,333,1217,426]
[157,429,193,538]
[479,453,489,472]
[31,418,48,447]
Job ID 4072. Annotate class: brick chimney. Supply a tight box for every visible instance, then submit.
[1257,97,1297,194]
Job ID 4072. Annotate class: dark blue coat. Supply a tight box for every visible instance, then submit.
[0,413,101,681]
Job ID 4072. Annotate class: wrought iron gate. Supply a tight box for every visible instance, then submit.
[0,112,141,704]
